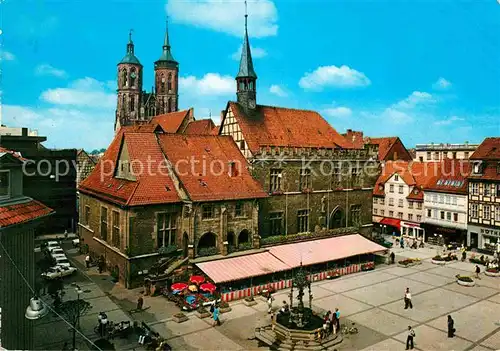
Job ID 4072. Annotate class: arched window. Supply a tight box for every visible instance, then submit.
[160,74,165,94]
[244,80,248,90]
[249,81,254,90]
[122,69,127,88]
[162,100,165,113]
[168,98,172,112]
[130,68,136,87]
[130,96,135,112]
[121,95,126,109]
[167,73,172,92]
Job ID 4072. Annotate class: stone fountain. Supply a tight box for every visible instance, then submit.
[255,265,343,350]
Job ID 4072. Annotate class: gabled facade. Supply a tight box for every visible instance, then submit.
[342,130,412,162]
[0,148,54,350]
[372,161,439,241]
[76,149,97,184]
[466,137,500,252]
[78,128,266,287]
[218,16,379,239]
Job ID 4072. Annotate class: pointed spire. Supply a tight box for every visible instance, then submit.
[236,1,257,79]
[119,29,141,65]
[157,17,177,63]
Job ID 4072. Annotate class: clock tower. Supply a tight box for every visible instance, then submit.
[115,30,143,131]
[236,5,257,111]
[154,20,179,114]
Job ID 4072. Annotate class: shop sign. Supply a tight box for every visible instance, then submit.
[480,228,500,237]
[401,221,420,228]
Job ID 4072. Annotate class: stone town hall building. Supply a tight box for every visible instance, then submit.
[114,23,179,132]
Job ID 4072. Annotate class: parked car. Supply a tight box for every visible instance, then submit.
[41,265,77,279]
[54,256,71,267]
[47,241,60,251]
[50,248,65,257]
[72,238,80,247]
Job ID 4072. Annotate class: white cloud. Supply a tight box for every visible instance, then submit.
[432,77,452,90]
[299,65,371,90]
[40,77,116,109]
[392,91,435,109]
[0,51,15,61]
[322,106,352,118]
[35,64,67,78]
[166,0,278,38]
[433,116,464,126]
[269,84,288,97]
[231,45,267,60]
[179,73,234,96]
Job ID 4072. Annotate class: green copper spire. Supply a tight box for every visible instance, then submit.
[157,19,177,63]
[236,2,257,79]
[119,29,141,65]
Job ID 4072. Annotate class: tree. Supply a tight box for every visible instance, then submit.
[58,299,92,350]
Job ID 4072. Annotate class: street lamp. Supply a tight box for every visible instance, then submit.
[25,297,48,320]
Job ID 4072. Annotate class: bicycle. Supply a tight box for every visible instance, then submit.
[341,322,358,335]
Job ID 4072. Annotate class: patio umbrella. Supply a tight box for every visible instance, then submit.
[188,285,198,292]
[171,283,188,292]
[189,275,205,284]
[200,282,216,294]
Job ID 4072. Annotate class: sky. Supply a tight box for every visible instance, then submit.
[1,0,499,151]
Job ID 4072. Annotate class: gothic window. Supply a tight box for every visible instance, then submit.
[122,69,127,87]
[157,213,177,249]
[130,68,136,87]
[239,81,244,91]
[121,95,126,110]
[168,73,172,92]
[297,209,310,233]
[249,81,254,90]
[168,97,172,112]
[130,96,135,112]
[149,105,155,117]
[270,169,282,192]
[162,100,165,113]
[160,74,165,94]
[270,212,283,236]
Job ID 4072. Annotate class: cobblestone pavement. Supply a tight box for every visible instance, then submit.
[62,242,500,351]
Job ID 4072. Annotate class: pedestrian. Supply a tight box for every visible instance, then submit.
[390,252,395,264]
[406,326,415,350]
[475,265,481,279]
[212,304,220,326]
[447,315,455,338]
[334,308,340,331]
[404,288,413,309]
[280,300,289,314]
[210,300,215,315]
[400,237,404,249]
[137,296,144,311]
[64,230,68,239]
[85,254,91,268]
[331,309,338,334]
[267,293,274,314]
[461,250,466,262]
[327,311,334,335]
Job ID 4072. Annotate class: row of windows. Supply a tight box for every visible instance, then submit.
[201,203,245,219]
[470,183,500,197]
[427,209,460,222]
[270,205,362,235]
[379,197,422,210]
[388,184,405,194]
[425,151,468,160]
[374,207,423,222]
[269,168,363,192]
[429,194,459,205]
[470,204,500,221]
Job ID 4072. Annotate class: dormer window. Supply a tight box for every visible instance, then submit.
[0,170,10,199]
[229,162,238,177]
[473,161,482,175]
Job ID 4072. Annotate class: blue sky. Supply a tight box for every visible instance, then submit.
[1,0,499,150]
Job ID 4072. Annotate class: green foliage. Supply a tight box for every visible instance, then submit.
[198,247,218,257]
[158,245,178,256]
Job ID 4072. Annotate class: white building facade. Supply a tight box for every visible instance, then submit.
[414,143,478,162]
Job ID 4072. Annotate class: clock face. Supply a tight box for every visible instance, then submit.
[249,99,256,109]
[130,72,136,79]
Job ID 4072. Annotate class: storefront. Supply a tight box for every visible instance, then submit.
[378,218,401,236]
[467,224,500,253]
[400,221,425,241]
[421,223,466,246]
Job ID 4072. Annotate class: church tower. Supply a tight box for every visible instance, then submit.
[115,31,143,131]
[154,20,179,114]
[236,3,257,110]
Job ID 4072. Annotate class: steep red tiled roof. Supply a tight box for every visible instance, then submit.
[212,125,220,135]
[158,134,268,202]
[373,161,441,196]
[0,200,54,228]
[342,130,365,149]
[184,119,216,135]
[365,137,402,161]
[227,102,354,153]
[79,128,181,206]
[151,110,191,133]
[0,147,27,162]
[426,160,471,194]
[470,138,500,160]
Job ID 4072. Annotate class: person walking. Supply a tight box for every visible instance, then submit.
[331,308,338,334]
[461,250,467,262]
[447,315,455,338]
[267,293,274,314]
[390,252,395,264]
[136,296,144,311]
[334,308,340,331]
[406,326,415,350]
[85,254,91,268]
[400,237,405,249]
[475,265,481,279]
[404,288,413,309]
[212,304,220,327]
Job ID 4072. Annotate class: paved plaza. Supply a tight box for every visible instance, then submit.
[140,245,500,351]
